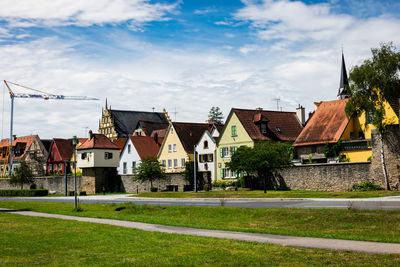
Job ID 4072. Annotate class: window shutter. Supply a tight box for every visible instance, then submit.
[220,148,223,157]
[220,169,224,179]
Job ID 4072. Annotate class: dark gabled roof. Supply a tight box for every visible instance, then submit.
[173,122,213,154]
[232,108,303,141]
[41,139,53,154]
[135,120,169,136]
[53,138,73,161]
[294,99,349,146]
[130,136,161,160]
[77,134,120,150]
[109,109,168,137]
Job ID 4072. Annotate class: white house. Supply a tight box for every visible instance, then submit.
[118,135,161,175]
[77,133,120,169]
[195,124,223,183]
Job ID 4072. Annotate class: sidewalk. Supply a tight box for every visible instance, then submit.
[1,208,400,254]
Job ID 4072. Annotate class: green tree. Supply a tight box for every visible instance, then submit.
[182,161,202,190]
[133,157,166,188]
[208,107,224,124]
[9,162,34,190]
[226,141,292,193]
[345,42,400,190]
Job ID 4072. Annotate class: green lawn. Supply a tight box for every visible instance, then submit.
[1,212,400,266]
[1,201,400,243]
[133,190,400,198]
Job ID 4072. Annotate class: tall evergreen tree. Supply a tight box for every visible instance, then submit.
[208,107,224,124]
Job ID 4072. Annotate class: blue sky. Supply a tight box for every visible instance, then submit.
[1,0,400,138]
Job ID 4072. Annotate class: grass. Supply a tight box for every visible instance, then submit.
[1,212,400,266]
[1,201,400,243]
[133,190,400,198]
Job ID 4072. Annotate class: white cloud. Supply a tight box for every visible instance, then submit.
[0,0,178,28]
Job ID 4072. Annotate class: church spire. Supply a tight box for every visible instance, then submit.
[337,52,349,99]
[105,98,108,109]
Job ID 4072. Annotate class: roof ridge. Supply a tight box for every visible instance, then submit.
[232,108,296,114]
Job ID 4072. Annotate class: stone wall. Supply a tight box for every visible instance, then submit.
[120,173,189,193]
[0,175,82,194]
[370,125,400,188]
[278,162,372,191]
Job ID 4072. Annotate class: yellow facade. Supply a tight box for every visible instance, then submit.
[340,99,398,162]
[158,125,190,173]
[216,112,254,180]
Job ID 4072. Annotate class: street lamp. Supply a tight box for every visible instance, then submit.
[72,135,78,209]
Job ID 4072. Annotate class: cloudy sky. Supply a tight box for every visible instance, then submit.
[1,0,400,139]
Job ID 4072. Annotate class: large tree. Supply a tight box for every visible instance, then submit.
[132,157,166,188]
[9,162,34,189]
[345,42,400,190]
[226,141,292,193]
[208,107,224,124]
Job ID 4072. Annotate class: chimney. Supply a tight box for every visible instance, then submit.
[296,105,306,126]
[154,133,158,145]
[89,130,93,140]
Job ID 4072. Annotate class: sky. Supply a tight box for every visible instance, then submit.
[1,0,400,139]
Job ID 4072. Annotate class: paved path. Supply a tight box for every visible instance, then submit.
[1,208,400,254]
[2,194,400,210]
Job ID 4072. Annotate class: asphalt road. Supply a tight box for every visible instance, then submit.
[1,195,400,210]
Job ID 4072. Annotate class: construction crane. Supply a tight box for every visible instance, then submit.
[1,80,99,177]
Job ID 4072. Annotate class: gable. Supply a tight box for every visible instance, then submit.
[218,111,253,146]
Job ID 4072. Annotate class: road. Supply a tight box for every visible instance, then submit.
[1,195,400,210]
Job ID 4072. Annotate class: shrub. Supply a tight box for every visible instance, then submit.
[367,156,372,162]
[352,181,384,191]
[30,183,37,189]
[0,189,48,197]
[68,191,75,196]
[79,191,87,196]
[339,155,350,162]
[203,184,211,191]
[150,187,158,192]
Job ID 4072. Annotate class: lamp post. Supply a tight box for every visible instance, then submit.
[63,160,68,196]
[72,136,78,209]
[193,145,197,193]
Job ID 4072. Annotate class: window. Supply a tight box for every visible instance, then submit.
[49,164,52,172]
[128,144,131,154]
[311,146,316,154]
[105,152,113,160]
[221,168,238,179]
[203,140,208,149]
[261,123,267,134]
[123,162,127,174]
[81,152,87,160]
[173,144,177,152]
[220,147,229,158]
[171,127,174,134]
[181,158,185,168]
[231,125,237,136]
[275,126,281,133]
[161,160,166,169]
[53,152,56,161]
[168,144,172,152]
[168,159,172,169]
[59,163,62,173]
[132,161,136,173]
[173,159,178,169]
[229,146,237,157]
[207,153,213,162]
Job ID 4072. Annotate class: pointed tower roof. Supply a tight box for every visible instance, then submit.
[337,53,349,99]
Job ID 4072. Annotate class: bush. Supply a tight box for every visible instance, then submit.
[352,181,384,191]
[68,191,75,196]
[0,189,48,197]
[339,154,350,162]
[150,187,158,192]
[30,183,37,189]
[79,191,87,196]
[203,184,211,191]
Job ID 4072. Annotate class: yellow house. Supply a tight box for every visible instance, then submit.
[293,98,399,163]
[158,122,211,173]
[216,108,304,179]
[70,138,87,174]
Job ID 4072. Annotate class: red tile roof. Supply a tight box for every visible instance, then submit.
[293,99,349,146]
[0,135,39,160]
[232,108,303,141]
[130,136,161,160]
[173,122,213,154]
[112,138,128,154]
[77,133,120,150]
[53,138,73,161]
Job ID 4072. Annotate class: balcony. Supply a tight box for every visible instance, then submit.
[341,139,372,151]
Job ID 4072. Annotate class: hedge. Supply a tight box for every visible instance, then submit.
[0,189,48,197]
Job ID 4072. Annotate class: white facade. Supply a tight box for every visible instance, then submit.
[77,148,119,168]
[195,130,217,182]
[118,138,141,175]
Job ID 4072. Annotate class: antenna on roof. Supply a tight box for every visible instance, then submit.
[152,107,155,112]
[173,107,178,121]
[273,98,280,111]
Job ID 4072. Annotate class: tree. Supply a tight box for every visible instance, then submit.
[9,162,34,189]
[182,161,202,191]
[208,107,224,124]
[226,141,292,193]
[132,157,166,188]
[345,42,400,190]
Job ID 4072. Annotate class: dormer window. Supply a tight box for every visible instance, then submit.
[260,123,267,134]
[204,140,208,149]
[275,127,281,133]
